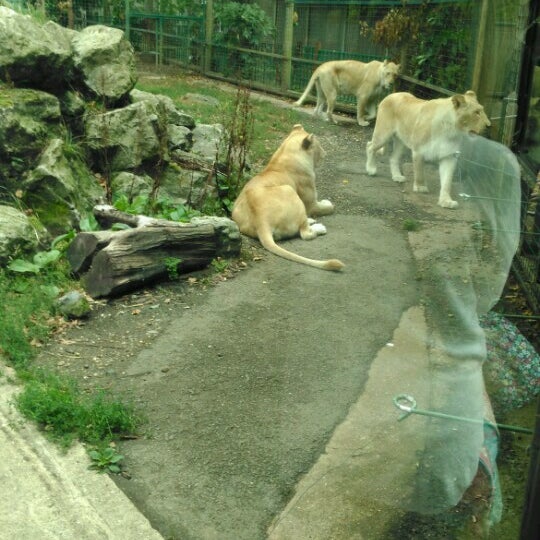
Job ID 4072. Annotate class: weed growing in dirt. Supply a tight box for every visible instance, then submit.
[15,369,140,449]
[88,446,125,474]
[403,218,421,231]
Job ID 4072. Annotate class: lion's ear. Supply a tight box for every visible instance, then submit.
[465,90,477,98]
[452,94,466,108]
[383,59,388,66]
[301,134,313,150]
[292,124,303,131]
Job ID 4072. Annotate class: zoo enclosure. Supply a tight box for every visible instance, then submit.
[30,0,540,312]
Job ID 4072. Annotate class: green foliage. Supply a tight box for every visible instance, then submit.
[8,249,62,275]
[0,262,73,368]
[213,2,275,78]
[403,218,421,232]
[164,257,182,280]
[113,193,202,222]
[410,4,473,91]
[88,446,125,474]
[210,257,229,273]
[15,369,140,448]
[366,2,473,91]
[214,2,274,49]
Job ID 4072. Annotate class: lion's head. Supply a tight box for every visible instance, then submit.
[289,124,326,165]
[452,90,491,134]
[380,60,400,90]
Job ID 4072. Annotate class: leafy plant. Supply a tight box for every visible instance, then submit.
[213,1,275,78]
[210,257,229,273]
[7,249,62,275]
[113,193,202,222]
[88,446,125,474]
[403,218,421,232]
[164,257,183,280]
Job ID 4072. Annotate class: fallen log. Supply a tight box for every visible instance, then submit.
[82,225,216,298]
[69,206,241,298]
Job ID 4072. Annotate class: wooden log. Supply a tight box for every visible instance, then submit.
[66,230,116,275]
[82,224,220,298]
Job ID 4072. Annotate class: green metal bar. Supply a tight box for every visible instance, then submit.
[394,394,533,435]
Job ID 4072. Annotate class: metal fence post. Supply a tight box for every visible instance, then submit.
[204,0,213,74]
[124,0,130,41]
[282,0,294,93]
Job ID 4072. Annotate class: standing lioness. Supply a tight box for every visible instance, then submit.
[365,91,491,208]
[295,59,400,126]
[231,125,344,271]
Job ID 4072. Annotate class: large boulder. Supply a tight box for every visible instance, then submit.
[84,99,167,171]
[23,138,104,235]
[0,205,40,265]
[71,25,137,103]
[0,88,63,190]
[130,89,196,128]
[0,8,75,92]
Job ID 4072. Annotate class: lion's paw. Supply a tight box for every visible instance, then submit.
[439,199,458,209]
[413,185,429,192]
[392,175,406,183]
[311,222,327,235]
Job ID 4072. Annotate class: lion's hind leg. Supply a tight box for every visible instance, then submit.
[314,79,326,117]
[366,136,388,176]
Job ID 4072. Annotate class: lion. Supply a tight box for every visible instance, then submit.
[365,90,491,209]
[231,125,344,271]
[295,59,400,126]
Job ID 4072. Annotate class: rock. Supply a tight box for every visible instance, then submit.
[23,138,104,235]
[130,89,196,128]
[55,290,91,319]
[84,99,167,171]
[71,25,137,103]
[111,172,154,200]
[0,88,63,190]
[0,7,73,93]
[168,124,192,151]
[191,124,224,159]
[0,205,40,265]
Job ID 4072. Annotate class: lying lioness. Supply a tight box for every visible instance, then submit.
[365,90,491,208]
[295,59,400,126]
[231,125,344,271]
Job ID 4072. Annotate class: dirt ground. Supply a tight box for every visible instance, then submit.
[36,89,533,539]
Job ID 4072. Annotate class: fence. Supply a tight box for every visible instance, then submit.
[15,0,540,313]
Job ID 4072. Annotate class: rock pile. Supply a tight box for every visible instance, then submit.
[0,6,227,265]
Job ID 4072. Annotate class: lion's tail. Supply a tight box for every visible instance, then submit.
[294,69,320,106]
[258,229,344,272]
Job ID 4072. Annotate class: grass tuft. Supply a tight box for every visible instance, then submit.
[15,369,141,448]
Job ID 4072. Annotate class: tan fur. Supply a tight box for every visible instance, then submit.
[231,125,344,271]
[295,59,400,126]
[365,90,491,208]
